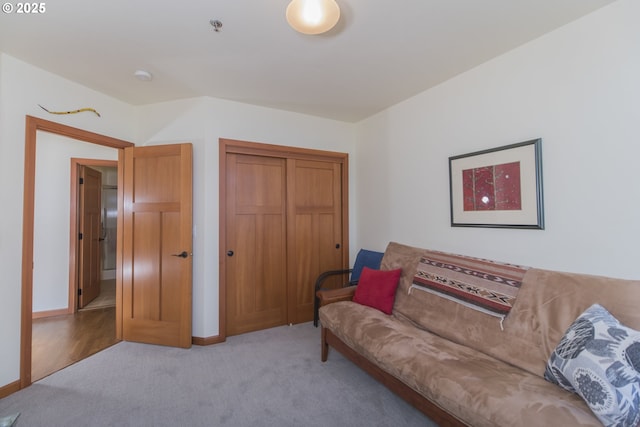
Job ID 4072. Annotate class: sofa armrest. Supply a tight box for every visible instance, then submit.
[316,285,357,307]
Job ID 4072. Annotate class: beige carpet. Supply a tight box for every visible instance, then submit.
[79,279,115,311]
[0,323,436,427]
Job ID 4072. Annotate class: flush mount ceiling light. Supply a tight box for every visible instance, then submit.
[286,0,340,35]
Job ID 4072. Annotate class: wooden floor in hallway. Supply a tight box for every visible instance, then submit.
[31,306,119,382]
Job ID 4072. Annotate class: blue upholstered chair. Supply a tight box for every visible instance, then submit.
[313,249,384,327]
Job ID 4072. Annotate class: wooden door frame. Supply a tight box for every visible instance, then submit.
[20,115,133,389]
[218,138,349,342]
[69,159,118,314]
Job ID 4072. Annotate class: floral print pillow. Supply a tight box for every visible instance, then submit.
[544,304,640,427]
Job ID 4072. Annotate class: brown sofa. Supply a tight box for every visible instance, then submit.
[317,242,640,426]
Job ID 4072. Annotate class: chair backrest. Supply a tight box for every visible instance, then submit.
[349,249,384,284]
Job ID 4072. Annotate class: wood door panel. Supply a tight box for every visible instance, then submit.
[123,143,192,348]
[236,161,284,209]
[132,148,181,203]
[129,211,181,322]
[161,211,182,323]
[239,214,287,313]
[234,215,258,315]
[78,166,102,308]
[291,213,342,307]
[294,164,335,208]
[227,216,287,333]
[130,211,161,320]
[260,214,287,309]
[288,159,343,324]
[122,318,181,348]
[226,154,287,336]
[292,214,313,307]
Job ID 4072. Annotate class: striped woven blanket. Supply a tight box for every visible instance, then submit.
[411,251,529,318]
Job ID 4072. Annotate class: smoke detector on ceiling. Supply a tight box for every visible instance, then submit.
[133,70,153,82]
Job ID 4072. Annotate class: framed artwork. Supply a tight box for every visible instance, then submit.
[449,138,544,229]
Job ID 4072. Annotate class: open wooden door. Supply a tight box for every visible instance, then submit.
[78,166,102,308]
[122,143,193,348]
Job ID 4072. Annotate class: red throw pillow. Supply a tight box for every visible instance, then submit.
[352,267,402,315]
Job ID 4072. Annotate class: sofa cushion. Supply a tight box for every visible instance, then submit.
[545,304,640,427]
[353,267,401,315]
[382,242,640,378]
[319,301,601,427]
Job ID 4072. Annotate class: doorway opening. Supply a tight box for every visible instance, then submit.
[31,158,119,382]
[21,116,134,388]
[72,161,118,312]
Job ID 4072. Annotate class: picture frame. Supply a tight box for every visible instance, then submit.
[449,138,544,229]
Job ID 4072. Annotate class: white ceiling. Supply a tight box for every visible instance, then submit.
[0,0,616,122]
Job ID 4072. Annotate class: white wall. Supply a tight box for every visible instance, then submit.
[355,0,640,279]
[0,55,355,388]
[33,132,117,312]
[0,54,136,388]
[135,96,356,339]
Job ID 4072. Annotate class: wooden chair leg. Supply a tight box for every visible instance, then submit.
[321,327,329,362]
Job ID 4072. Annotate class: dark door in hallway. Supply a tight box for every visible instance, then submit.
[78,166,102,308]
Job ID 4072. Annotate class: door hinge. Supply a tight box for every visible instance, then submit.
[79,233,83,240]
[79,177,84,184]
[78,288,82,296]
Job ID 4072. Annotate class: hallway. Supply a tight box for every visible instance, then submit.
[31,306,118,382]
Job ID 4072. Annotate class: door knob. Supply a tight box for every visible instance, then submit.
[172,251,189,258]
[227,250,234,257]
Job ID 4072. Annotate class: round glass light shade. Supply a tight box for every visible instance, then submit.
[286,0,340,35]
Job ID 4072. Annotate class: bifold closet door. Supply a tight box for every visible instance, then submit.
[225,153,288,336]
